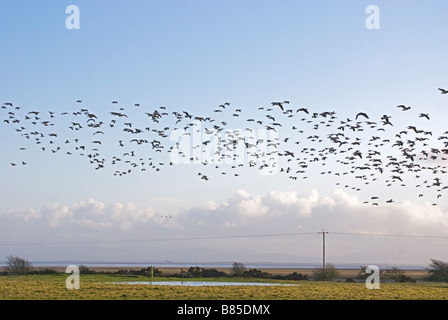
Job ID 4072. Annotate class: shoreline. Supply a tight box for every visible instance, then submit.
[11,264,429,280]
[3,261,427,269]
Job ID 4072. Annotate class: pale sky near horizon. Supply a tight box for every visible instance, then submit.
[1,1,448,266]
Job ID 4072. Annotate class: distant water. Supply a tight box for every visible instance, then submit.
[3,261,426,270]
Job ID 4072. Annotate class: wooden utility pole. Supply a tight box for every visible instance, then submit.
[318,229,328,280]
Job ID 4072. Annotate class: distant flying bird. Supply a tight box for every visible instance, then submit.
[3,90,448,206]
[271,102,284,111]
[397,105,411,111]
[355,112,369,120]
[296,108,309,114]
[381,114,393,126]
[438,88,448,94]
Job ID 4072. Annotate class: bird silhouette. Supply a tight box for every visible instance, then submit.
[2,91,448,205]
[271,102,284,111]
[397,105,411,111]
[355,112,369,120]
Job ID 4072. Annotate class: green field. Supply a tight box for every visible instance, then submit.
[1,274,448,300]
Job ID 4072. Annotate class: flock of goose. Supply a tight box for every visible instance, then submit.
[1,87,447,206]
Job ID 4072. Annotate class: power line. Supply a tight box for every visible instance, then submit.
[330,232,448,239]
[0,231,317,246]
[0,230,447,246]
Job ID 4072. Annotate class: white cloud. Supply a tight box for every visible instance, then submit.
[109,203,155,231]
[1,189,448,265]
[45,203,72,228]
[4,208,41,222]
[5,189,448,237]
[264,189,320,216]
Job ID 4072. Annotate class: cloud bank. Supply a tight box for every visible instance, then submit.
[1,189,447,265]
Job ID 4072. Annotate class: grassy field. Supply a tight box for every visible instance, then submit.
[1,273,448,300]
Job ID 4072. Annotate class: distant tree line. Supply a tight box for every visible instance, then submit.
[169,263,309,280]
[3,256,448,283]
[356,266,415,283]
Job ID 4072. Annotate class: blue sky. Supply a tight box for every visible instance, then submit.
[1,1,448,265]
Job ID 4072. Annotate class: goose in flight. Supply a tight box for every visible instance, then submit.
[110,112,127,117]
[271,102,284,111]
[355,112,369,120]
[381,114,393,126]
[438,88,448,94]
[391,175,403,182]
[3,95,448,206]
[397,105,411,111]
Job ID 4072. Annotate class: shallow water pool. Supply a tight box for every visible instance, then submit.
[112,281,299,287]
